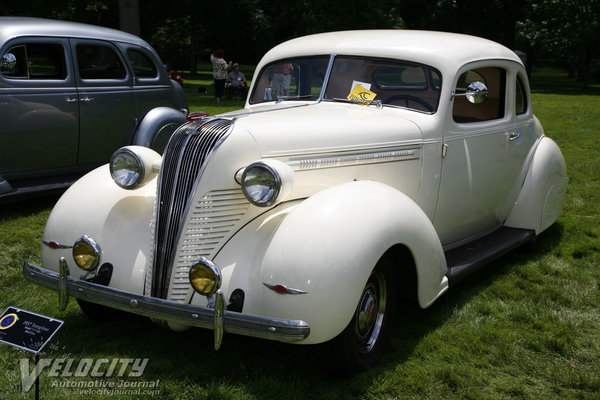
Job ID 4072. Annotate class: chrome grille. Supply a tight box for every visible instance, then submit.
[168,189,250,301]
[152,119,233,299]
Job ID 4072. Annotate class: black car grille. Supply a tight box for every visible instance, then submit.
[151,118,233,299]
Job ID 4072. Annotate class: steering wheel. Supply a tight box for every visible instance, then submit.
[384,95,434,113]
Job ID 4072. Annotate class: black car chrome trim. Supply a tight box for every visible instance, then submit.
[24,261,310,345]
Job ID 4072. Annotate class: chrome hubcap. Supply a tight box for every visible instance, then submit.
[355,271,387,354]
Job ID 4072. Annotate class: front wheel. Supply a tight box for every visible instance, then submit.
[318,261,397,376]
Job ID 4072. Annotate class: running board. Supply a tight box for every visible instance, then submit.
[0,180,74,204]
[445,227,535,286]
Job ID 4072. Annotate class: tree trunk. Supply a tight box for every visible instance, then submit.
[119,0,140,37]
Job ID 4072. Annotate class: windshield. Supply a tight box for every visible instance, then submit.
[250,55,442,113]
[249,56,330,104]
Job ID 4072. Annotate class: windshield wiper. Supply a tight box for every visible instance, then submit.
[275,94,314,103]
[331,98,383,108]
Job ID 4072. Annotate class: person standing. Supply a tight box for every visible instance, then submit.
[210,49,232,102]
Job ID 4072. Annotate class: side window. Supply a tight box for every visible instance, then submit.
[127,49,158,78]
[1,43,66,80]
[76,44,126,80]
[453,67,506,123]
[515,75,528,115]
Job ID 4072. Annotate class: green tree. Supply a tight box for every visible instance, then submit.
[516,0,600,87]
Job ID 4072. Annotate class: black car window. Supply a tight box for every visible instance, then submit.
[127,49,158,78]
[77,44,126,80]
[1,43,66,80]
[453,67,506,123]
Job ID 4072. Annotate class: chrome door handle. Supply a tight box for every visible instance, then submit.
[65,97,78,103]
[80,96,95,102]
[509,132,520,141]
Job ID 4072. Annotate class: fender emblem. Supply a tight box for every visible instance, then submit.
[43,241,72,250]
[263,283,308,295]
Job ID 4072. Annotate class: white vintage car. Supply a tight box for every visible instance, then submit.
[24,30,567,374]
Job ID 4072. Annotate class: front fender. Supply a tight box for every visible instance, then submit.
[505,137,567,233]
[41,165,156,294]
[131,107,187,153]
[213,181,447,344]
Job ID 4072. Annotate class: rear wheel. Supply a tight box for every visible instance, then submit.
[319,261,397,376]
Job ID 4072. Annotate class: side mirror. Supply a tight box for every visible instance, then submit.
[1,53,17,71]
[465,81,488,104]
[451,81,488,104]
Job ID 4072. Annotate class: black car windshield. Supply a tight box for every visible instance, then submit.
[250,55,441,113]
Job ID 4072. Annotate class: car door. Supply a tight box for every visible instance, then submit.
[433,63,520,246]
[121,44,176,115]
[0,38,78,178]
[70,39,136,167]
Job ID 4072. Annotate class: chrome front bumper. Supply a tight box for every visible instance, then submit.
[23,260,310,348]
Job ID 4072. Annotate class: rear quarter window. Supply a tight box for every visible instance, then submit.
[127,49,158,79]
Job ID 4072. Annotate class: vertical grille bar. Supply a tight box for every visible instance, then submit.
[152,119,233,298]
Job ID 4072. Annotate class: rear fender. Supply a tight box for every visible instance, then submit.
[505,137,567,233]
[132,107,187,153]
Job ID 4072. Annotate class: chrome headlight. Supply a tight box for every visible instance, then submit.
[72,235,101,271]
[189,258,221,296]
[110,146,161,189]
[240,160,294,207]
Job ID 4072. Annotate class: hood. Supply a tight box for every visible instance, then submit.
[227,102,423,158]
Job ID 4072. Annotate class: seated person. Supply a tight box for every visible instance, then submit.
[227,63,248,99]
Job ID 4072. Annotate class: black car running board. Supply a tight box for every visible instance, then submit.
[445,227,535,286]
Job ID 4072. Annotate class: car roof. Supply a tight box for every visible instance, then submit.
[0,17,148,47]
[258,30,523,72]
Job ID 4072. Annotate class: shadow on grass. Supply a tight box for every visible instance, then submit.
[36,223,564,399]
[385,222,565,368]
[0,195,60,219]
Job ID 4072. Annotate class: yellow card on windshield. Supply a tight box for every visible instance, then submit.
[347,84,376,105]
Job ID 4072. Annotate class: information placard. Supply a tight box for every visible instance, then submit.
[0,306,63,354]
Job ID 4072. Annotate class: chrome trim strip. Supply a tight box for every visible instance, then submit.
[23,261,310,343]
[288,147,420,171]
[318,53,336,102]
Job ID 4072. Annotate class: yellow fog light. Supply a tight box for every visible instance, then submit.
[189,257,221,296]
[72,235,101,271]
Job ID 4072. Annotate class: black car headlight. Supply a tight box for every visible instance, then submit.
[110,146,161,189]
[241,160,293,207]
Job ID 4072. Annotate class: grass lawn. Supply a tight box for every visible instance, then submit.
[0,68,598,399]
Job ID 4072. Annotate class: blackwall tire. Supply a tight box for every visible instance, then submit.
[318,261,397,376]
